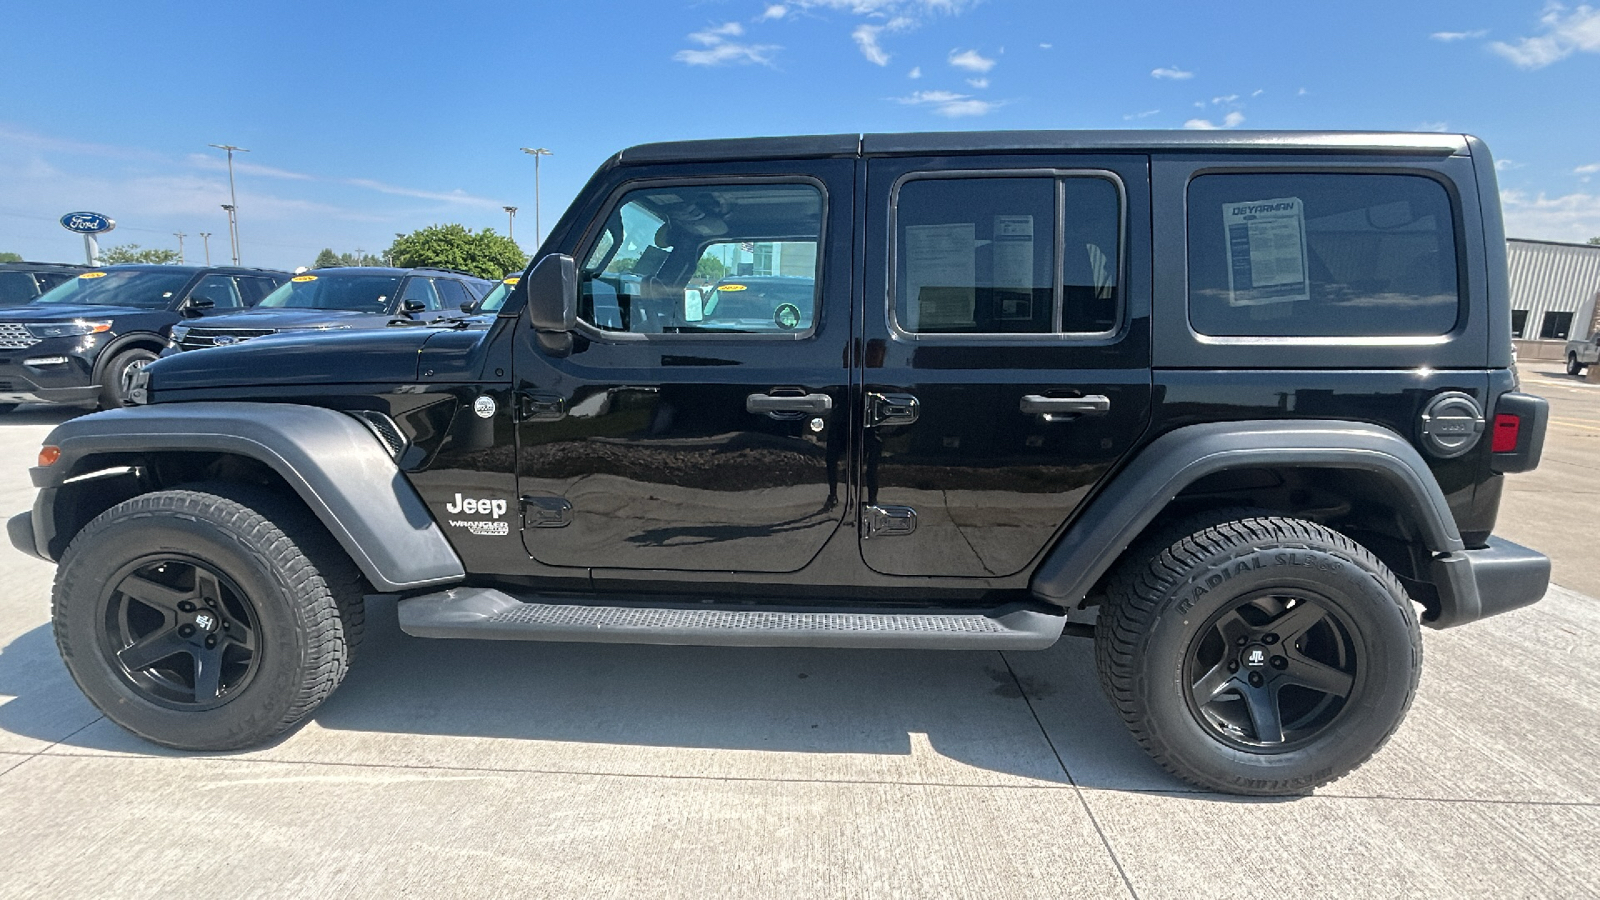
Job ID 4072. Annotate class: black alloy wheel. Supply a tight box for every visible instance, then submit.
[99,347,159,408]
[99,556,262,710]
[1183,590,1357,750]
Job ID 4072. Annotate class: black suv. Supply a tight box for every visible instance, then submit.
[0,261,88,307]
[12,131,1550,796]
[0,264,288,411]
[166,266,492,352]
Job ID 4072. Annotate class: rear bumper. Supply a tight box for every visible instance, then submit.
[1428,536,1550,629]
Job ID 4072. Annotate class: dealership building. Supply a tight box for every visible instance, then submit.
[1508,237,1600,361]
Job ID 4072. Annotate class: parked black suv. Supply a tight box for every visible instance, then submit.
[0,261,88,307]
[0,264,288,411]
[166,266,492,352]
[12,131,1551,796]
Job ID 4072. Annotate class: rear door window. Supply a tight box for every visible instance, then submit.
[1186,173,1460,337]
[190,274,245,309]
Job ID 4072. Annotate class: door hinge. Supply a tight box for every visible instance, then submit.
[866,392,919,427]
[863,505,917,539]
[522,495,573,528]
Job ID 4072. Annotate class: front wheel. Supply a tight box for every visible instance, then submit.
[98,347,158,409]
[1568,353,1584,377]
[52,488,363,750]
[1095,514,1421,795]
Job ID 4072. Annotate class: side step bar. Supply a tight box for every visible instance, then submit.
[396,588,1066,651]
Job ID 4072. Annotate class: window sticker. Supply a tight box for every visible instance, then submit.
[903,223,976,330]
[993,215,1035,320]
[1223,197,1309,306]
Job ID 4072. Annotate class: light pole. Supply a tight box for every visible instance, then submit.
[520,147,551,246]
[504,206,518,242]
[208,143,249,264]
[221,205,237,264]
[173,232,186,264]
[199,232,212,266]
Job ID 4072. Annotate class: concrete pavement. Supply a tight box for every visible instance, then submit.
[0,403,1596,899]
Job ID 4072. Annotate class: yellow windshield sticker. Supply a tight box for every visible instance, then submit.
[503,276,520,284]
[79,272,108,279]
[292,274,318,282]
[718,284,748,292]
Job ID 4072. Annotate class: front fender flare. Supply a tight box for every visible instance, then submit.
[1029,419,1464,609]
[30,402,465,592]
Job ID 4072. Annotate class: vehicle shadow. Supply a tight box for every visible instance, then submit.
[0,405,90,427]
[0,601,1189,793]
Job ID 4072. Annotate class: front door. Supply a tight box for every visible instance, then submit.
[513,161,855,573]
[858,155,1153,577]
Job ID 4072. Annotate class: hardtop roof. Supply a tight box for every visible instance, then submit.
[618,130,1471,165]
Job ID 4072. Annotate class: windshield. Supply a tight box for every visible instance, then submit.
[36,269,193,309]
[257,274,402,312]
[0,272,39,306]
[477,277,518,314]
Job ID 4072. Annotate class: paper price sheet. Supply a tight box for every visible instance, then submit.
[1223,197,1310,307]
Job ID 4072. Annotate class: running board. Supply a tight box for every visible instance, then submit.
[396,588,1065,651]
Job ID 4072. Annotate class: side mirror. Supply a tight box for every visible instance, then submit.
[460,299,481,315]
[401,299,427,316]
[683,288,704,323]
[183,297,215,318]
[526,254,577,332]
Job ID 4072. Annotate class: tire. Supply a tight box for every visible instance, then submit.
[98,347,158,409]
[52,488,364,751]
[1568,353,1584,377]
[1095,513,1421,796]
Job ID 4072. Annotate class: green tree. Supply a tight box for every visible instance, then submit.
[313,248,342,268]
[386,224,524,280]
[1589,237,1600,246]
[100,244,180,265]
[0,252,22,263]
[694,255,726,283]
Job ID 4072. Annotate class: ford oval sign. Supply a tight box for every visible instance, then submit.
[59,212,116,235]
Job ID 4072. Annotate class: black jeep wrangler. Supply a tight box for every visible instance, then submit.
[10,131,1550,796]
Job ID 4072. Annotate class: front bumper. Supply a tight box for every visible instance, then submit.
[1428,536,1551,629]
[8,510,45,561]
[0,345,102,406]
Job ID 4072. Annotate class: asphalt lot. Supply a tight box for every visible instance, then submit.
[1,396,1597,899]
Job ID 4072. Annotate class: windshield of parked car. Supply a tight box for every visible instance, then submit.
[256,273,402,312]
[35,269,194,309]
[477,277,518,314]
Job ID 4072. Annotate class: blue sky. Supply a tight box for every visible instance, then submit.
[3,1,1599,269]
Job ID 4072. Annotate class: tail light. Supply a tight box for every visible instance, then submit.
[1490,393,1548,473]
[1490,414,1520,453]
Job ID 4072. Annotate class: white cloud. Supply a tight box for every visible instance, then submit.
[188,154,314,182]
[1417,121,1450,132]
[1490,4,1600,69]
[1298,87,1309,95]
[854,24,891,65]
[948,48,996,72]
[1431,29,1487,42]
[760,4,789,20]
[795,0,979,13]
[689,22,744,44]
[675,22,778,66]
[908,66,921,78]
[1184,119,1219,130]
[1212,94,1239,105]
[966,77,989,88]
[1183,112,1243,130]
[1152,66,1193,80]
[1501,188,1600,242]
[896,89,1000,117]
[1223,111,1245,127]
[1251,88,1264,97]
[1039,42,1053,49]
[1496,159,1524,171]
[1576,163,1600,174]
[343,178,501,209]
[1123,109,1161,120]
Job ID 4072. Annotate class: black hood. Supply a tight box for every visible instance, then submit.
[147,326,442,391]
[0,304,165,321]
[188,307,392,330]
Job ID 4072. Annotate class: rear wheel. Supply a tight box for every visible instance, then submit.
[1095,513,1421,795]
[1568,353,1584,377]
[53,488,363,750]
[98,347,159,409]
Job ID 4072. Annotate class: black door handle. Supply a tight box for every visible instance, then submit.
[746,392,833,415]
[1020,394,1111,419]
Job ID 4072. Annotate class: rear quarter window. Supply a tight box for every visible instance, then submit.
[1186,173,1460,338]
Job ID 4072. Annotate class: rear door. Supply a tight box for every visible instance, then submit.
[858,155,1153,577]
[513,160,856,574]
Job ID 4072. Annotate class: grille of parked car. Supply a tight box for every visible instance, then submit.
[0,324,40,351]
[177,327,279,351]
